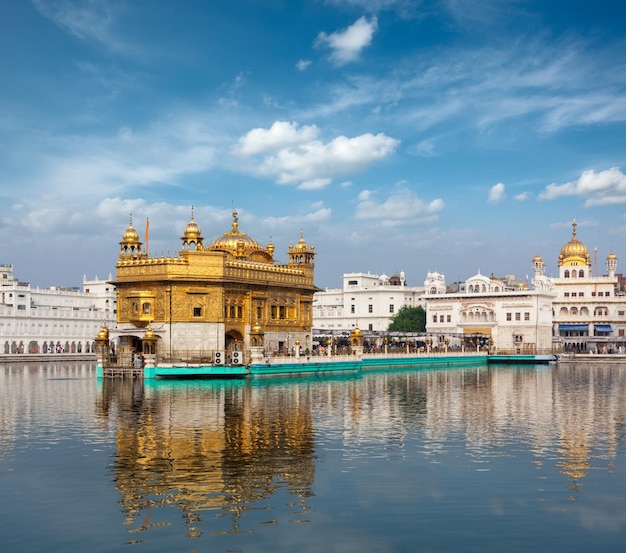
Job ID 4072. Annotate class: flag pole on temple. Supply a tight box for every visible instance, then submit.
[145,217,149,256]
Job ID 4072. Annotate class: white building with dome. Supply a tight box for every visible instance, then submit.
[313,271,424,333]
[423,268,556,354]
[538,219,626,353]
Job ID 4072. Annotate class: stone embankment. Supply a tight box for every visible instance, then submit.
[557,353,626,366]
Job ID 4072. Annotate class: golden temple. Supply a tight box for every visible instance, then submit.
[111,209,316,361]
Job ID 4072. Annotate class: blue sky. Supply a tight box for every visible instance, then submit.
[2,0,626,289]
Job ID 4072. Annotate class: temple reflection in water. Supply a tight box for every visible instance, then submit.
[95,365,625,538]
[97,378,316,537]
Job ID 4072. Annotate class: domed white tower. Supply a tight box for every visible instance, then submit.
[558,219,591,278]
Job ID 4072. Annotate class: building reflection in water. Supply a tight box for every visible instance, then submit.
[95,364,626,539]
[96,378,316,539]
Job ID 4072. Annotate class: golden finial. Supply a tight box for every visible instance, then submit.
[232,209,239,232]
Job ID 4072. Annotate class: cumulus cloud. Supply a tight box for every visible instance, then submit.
[258,132,399,189]
[234,121,319,155]
[539,167,626,206]
[354,187,444,226]
[235,122,399,189]
[316,16,378,66]
[488,182,505,203]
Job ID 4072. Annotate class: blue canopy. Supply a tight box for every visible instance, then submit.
[594,324,613,333]
[559,323,588,331]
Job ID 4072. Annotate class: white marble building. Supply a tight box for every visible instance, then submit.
[0,264,114,355]
[537,219,626,352]
[313,271,424,333]
[423,269,556,354]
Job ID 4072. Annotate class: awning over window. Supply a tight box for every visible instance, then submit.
[594,324,613,332]
[559,323,589,331]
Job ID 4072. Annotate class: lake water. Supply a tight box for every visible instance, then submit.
[2,361,626,552]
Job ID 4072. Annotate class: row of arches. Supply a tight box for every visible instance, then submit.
[2,340,97,355]
[461,309,496,322]
[558,306,608,317]
[563,269,586,278]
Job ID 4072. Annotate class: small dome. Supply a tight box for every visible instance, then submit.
[96,324,109,340]
[294,231,308,250]
[121,215,140,244]
[608,251,617,260]
[558,219,590,266]
[184,217,202,240]
[351,326,362,337]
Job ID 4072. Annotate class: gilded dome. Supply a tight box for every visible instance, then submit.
[121,214,140,244]
[96,324,109,340]
[119,214,143,258]
[207,210,273,262]
[558,219,590,266]
[184,216,202,240]
[608,251,617,260]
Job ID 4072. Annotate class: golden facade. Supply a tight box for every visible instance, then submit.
[112,210,316,359]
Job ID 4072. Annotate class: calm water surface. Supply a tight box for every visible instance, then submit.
[1,361,626,552]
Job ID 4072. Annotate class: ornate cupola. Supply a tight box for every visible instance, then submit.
[288,229,315,266]
[558,219,590,267]
[181,206,204,251]
[607,251,618,278]
[532,253,545,277]
[119,214,144,259]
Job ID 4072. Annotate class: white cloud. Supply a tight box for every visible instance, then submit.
[411,138,438,157]
[539,167,626,206]
[258,132,399,188]
[316,16,378,66]
[298,178,332,190]
[33,0,112,40]
[303,206,332,221]
[488,182,505,203]
[32,0,135,56]
[234,121,319,155]
[354,187,444,226]
[513,192,530,202]
[296,59,312,71]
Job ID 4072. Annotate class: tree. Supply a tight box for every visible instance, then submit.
[387,306,426,332]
